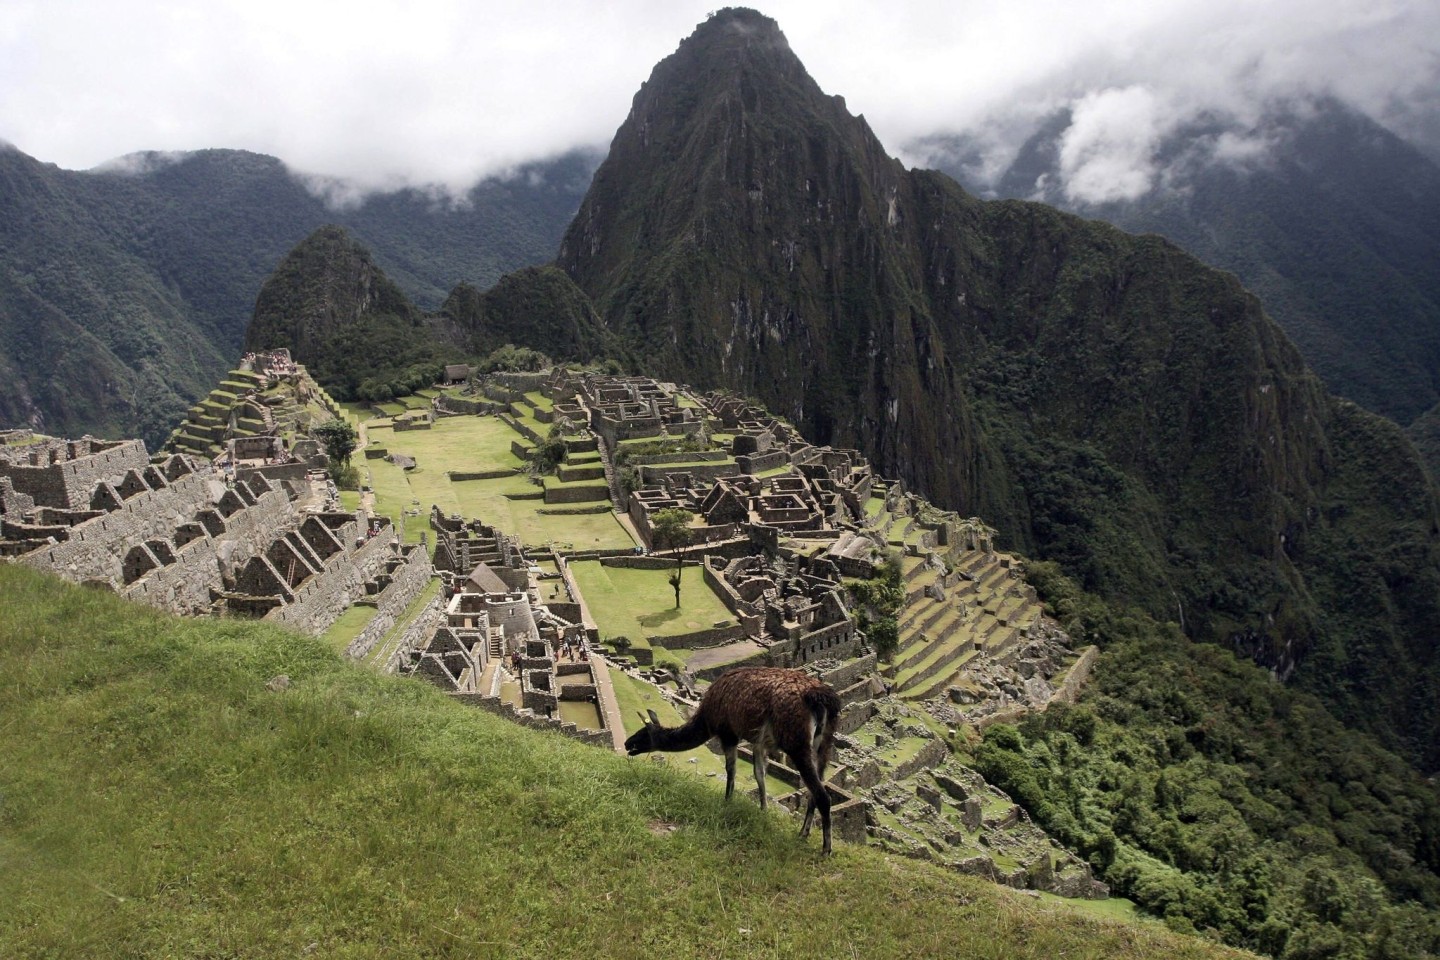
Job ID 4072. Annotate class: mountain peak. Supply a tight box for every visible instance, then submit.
[682,7,787,49]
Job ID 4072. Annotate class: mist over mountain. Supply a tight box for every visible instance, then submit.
[0,144,595,444]
[916,100,1440,443]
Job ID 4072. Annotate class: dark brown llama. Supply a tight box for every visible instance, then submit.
[624,667,842,854]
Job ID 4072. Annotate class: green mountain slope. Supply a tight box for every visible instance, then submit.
[925,102,1440,430]
[243,230,626,401]
[440,265,632,366]
[0,564,1248,959]
[554,9,1440,767]
[0,144,594,444]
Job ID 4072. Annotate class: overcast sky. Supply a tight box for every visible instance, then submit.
[3,0,1437,202]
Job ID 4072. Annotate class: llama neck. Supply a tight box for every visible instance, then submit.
[652,714,712,752]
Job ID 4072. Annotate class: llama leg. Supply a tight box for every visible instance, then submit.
[752,746,768,809]
[794,753,832,855]
[721,733,739,802]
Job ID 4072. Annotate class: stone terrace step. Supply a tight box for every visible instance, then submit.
[897,593,940,633]
[902,554,929,582]
[974,562,1011,596]
[905,566,941,598]
[892,608,965,675]
[895,615,975,691]
[906,645,984,701]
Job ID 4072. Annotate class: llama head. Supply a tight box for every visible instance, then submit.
[624,709,663,755]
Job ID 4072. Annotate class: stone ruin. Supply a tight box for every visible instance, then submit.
[0,433,431,638]
[399,536,612,750]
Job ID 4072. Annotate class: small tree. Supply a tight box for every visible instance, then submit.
[312,418,358,482]
[650,507,694,609]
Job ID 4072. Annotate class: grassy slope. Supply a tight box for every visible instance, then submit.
[0,565,1248,959]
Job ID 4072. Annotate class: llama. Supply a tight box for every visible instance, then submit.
[624,666,841,854]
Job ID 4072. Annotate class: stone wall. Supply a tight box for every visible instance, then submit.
[1048,645,1099,706]
[236,462,310,486]
[630,451,730,466]
[0,439,149,509]
[814,654,877,692]
[645,623,748,649]
[345,546,436,660]
[701,559,753,619]
[499,413,542,445]
[18,471,286,585]
[639,461,739,484]
[893,737,950,780]
[263,525,400,636]
[768,619,861,665]
[448,469,518,481]
[449,691,612,749]
[543,483,609,504]
[120,535,223,615]
[601,555,699,571]
[435,395,498,416]
[381,595,447,673]
[737,450,788,474]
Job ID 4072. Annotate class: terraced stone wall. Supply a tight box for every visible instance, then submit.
[345,545,436,660]
[263,521,397,636]
[0,439,148,509]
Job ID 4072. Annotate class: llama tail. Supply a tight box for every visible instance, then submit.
[802,685,842,774]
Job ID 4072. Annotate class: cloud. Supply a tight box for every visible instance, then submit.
[1057,87,1168,204]
[0,0,1435,200]
[892,0,1440,197]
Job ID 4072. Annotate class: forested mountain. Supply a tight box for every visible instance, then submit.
[552,8,1440,771]
[245,227,624,401]
[0,144,594,444]
[920,102,1440,441]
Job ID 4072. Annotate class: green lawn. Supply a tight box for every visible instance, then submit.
[351,406,633,550]
[568,561,734,645]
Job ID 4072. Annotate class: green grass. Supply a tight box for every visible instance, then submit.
[0,566,1246,959]
[568,561,734,644]
[321,603,378,653]
[339,405,634,550]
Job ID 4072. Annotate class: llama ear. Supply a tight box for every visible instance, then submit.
[646,709,661,727]
[636,711,651,727]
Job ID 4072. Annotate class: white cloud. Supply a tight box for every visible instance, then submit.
[1058,87,1169,204]
[0,0,1435,198]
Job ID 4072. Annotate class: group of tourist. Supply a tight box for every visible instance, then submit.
[555,635,590,662]
[507,636,591,677]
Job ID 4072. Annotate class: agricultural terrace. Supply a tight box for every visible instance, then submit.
[352,405,633,550]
